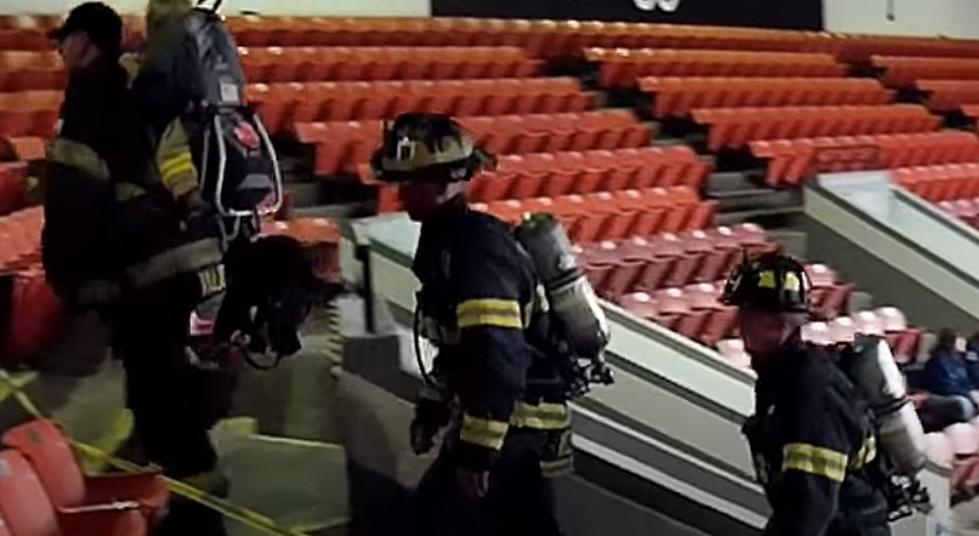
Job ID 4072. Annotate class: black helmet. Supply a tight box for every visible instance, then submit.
[48,2,124,55]
[721,252,811,314]
[370,113,496,184]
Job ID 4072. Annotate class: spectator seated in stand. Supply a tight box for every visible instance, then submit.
[917,329,979,431]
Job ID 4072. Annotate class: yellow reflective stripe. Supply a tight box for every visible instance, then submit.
[755,270,802,291]
[541,456,574,478]
[757,270,777,289]
[456,299,523,330]
[460,414,509,450]
[850,435,877,470]
[510,402,571,430]
[782,443,848,483]
[160,153,195,179]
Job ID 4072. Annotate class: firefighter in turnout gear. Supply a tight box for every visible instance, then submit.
[723,253,891,536]
[372,113,570,536]
[46,5,230,534]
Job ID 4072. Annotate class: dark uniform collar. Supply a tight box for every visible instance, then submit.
[753,331,807,398]
[413,195,468,280]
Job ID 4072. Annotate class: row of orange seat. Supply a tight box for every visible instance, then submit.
[586,49,847,88]
[691,104,939,151]
[240,46,541,84]
[6,14,979,60]
[579,226,770,299]
[874,56,979,87]
[0,90,61,138]
[295,111,651,176]
[474,187,716,244]
[917,80,979,112]
[0,161,28,216]
[249,78,593,133]
[639,77,894,118]
[0,51,64,91]
[893,164,979,202]
[373,146,709,211]
[750,132,979,186]
[0,419,167,536]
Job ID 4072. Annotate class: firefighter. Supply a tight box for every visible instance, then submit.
[722,252,891,536]
[370,113,570,536]
[47,0,229,515]
[43,2,142,312]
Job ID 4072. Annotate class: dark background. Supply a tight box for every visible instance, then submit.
[432,0,824,31]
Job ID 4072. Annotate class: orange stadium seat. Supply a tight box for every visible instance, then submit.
[0,91,62,138]
[474,187,714,244]
[0,51,64,92]
[874,56,979,87]
[750,132,979,186]
[374,145,709,210]
[248,78,593,133]
[639,77,894,118]
[297,111,651,176]
[692,104,939,152]
[0,161,28,216]
[3,420,169,524]
[238,46,541,84]
[917,80,979,112]
[893,164,979,202]
[0,450,146,536]
[585,48,846,88]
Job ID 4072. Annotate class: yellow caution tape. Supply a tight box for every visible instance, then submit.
[0,370,308,536]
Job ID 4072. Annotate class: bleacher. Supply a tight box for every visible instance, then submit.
[8,12,979,531]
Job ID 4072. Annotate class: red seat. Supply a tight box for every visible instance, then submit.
[2,420,168,524]
[0,450,146,536]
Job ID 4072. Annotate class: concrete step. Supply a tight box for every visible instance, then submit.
[765,230,807,259]
[286,182,325,208]
[714,205,805,227]
[708,186,801,213]
[706,172,758,194]
[291,203,374,220]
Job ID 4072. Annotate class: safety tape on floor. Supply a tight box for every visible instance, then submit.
[0,369,309,536]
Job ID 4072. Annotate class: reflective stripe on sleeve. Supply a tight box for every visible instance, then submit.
[456,299,523,330]
[782,443,848,483]
[460,414,509,450]
[510,402,571,430]
[850,435,877,470]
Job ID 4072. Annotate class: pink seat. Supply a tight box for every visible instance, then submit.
[925,432,953,467]
[853,311,885,336]
[806,264,836,287]
[876,306,908,332]
[828,317,857,344]
[801,322,833,346]
[617,292,660,320]
[947,423,979,456]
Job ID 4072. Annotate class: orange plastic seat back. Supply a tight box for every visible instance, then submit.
[0,450,60,536]
[2,419,86,508]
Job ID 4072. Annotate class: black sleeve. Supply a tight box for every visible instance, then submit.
[769,368,857,536]
[448,226,533,471]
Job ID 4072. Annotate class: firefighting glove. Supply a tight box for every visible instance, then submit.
[410,398,450,455]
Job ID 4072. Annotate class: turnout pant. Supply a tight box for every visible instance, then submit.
[412,430,564,536]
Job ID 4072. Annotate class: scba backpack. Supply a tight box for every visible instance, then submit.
[141,0,282,238]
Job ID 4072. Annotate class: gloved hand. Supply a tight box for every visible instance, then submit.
[410,398,450,455]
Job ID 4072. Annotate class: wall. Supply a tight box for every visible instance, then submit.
[824,0,979,38]
[432,0,823,30]
[0,0,429,16]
